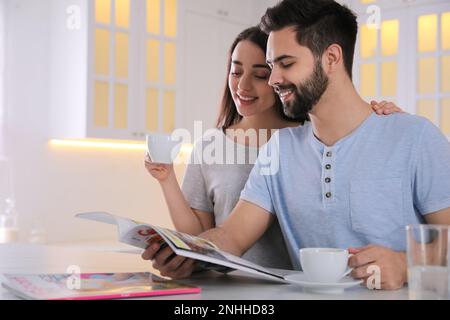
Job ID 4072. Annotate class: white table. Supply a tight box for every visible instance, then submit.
[0,243,409,300]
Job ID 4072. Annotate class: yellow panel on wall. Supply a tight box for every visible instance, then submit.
[146,89,159,131]
[360,0,376,3]
[418,57,436,94]
[115,0,130,28]
[417,99,437,124]
[381,20,399,56]
[418,14,437,52]
[442,12,450,50]
[381,61,397,97]
[360,25,378,59]
[147,40,160,82]
[94,81,109,128]
[95,29,110,76]
[164,42,176,84]
[164,0,177,37]
[147,0,161,34]
[442,56,450,93]
[95,0,111,24]
[115,32,129,78]
[163,91,175,132]
[360,63,376,98]
[441,98,450,135]
[114,84,128,129]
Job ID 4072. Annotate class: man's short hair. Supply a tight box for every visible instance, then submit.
[260,0,358,79]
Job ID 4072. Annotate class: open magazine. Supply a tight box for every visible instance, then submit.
[1,272,201,300]
[75,212,287,283]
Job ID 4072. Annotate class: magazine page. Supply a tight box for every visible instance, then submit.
[116,219,285,280]
[76,212,286,283]
[1,272,201,300]
[122,221,286,282]
[75,212,162,249]
[150,226,235,273]
[178,249,287,283]
[76,212,229,256]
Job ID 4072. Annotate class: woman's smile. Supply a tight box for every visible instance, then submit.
[237,93,258,107]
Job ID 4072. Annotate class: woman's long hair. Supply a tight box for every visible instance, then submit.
[216,26,309,129]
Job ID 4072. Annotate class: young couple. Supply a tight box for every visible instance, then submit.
[144,0,450,290]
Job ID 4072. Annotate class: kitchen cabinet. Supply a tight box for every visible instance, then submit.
[354,0,450,137]
[50,0,261,141]
[50,0,180,141]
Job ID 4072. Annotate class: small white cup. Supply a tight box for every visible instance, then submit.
[146,133,182,164]
[299,248,352,283]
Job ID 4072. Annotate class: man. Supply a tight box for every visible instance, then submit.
[143,0,450,290]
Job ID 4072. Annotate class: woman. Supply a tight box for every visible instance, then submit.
[145,27,400,269]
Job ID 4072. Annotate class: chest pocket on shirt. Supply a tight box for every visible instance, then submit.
[350,177,404,238]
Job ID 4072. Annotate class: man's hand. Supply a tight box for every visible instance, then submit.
[348,244,407,290]
[142,242,196,279]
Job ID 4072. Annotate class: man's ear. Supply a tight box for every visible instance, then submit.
[323,44,343,74]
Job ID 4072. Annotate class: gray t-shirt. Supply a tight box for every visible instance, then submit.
[181,129,292,269]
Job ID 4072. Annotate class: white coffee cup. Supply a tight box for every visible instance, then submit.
[146,133,182,164]
[299,248,352,283]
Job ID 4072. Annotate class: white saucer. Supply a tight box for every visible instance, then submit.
[285,273,363,294]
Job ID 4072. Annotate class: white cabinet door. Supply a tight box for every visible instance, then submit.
[181,11,248,136]
[184,0,218,16]
[52,0,181,141]
[184,0,257,25]
[220,0,260,25]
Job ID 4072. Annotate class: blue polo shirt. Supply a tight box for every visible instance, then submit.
[240,112,450,269]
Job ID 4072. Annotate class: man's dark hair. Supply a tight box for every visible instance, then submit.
[260,0,358,79]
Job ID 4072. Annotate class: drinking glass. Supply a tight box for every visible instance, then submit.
[406,224,450,300]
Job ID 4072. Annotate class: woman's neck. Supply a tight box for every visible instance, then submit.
[226,106,299,147]
[233,107,294,131]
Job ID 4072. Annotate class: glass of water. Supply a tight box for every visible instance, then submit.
[406,224,449,300]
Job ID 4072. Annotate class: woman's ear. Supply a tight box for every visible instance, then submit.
[323,44,343,74]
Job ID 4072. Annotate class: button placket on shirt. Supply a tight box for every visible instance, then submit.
[322,147,335,204]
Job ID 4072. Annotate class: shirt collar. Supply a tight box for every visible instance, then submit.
[308,112,377,151]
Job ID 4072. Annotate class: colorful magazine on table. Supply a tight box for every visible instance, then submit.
[75,212,287,283]
[1,272,201,300]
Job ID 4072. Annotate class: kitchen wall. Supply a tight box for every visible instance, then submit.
[0,0,5,156]
[2,0,270,244]
[3,0,178,244]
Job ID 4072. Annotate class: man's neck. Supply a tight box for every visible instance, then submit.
[309,78,373,146]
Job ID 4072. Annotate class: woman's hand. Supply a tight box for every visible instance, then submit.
[144,154,175,182]
[371,100,404,115]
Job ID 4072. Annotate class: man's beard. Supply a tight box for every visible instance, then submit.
[282,60,329,119]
